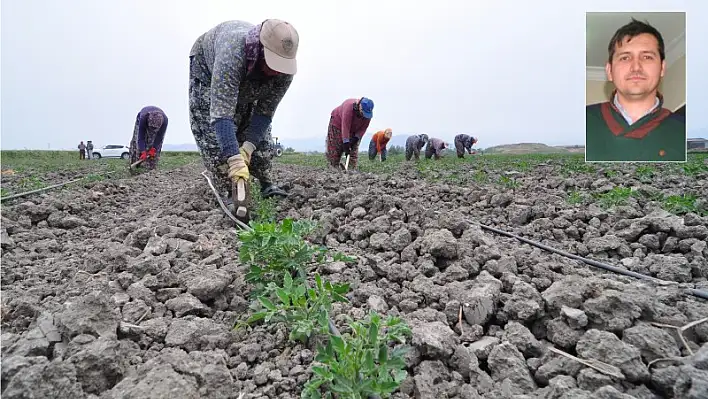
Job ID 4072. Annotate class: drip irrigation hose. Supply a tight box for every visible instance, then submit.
[472,219,708,301]
[201,170,252,231]
[1,178,85,202]
[1,171,118,202]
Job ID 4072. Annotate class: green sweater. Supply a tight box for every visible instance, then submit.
[586,99,686,162]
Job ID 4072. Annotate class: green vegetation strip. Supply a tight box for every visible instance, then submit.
[234,218,412,399]
[1,150,201,199]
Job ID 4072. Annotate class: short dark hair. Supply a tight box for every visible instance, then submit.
[607,18,665,63]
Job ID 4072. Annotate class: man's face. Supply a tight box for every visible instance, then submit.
[605,33,665,100]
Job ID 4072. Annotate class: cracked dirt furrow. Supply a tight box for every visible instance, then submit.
[1,160,707,399]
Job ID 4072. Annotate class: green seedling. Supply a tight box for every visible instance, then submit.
[250,184,278,224]
[561,161,596,177]
[238,218,329,297]
[513,160,531,172]
[644,190,665,203]
[594,186,635,209]
[566,189,584,205]
[17,176,46,191]
[444,170,461,183]
[635,165,655,182]
[472,170,488,183]
[604,169,619,178]
[245,273,350,343]
[497,175,520,189]
[302,312,412,399]
[682,162,708,176]
[82,174,106,183]
[662,193,706,216]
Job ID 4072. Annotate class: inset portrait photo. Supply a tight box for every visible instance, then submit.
[586,12,686,162]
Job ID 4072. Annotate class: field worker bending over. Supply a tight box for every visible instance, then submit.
[326,97,374,170]
[454,134,478,158]
[405,134,429,161]
[368,128,393,162]
[129,106,168,171]
[425,138,447,160]
[189,19,298,220]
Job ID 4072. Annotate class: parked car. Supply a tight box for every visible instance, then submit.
[92,144,130,159]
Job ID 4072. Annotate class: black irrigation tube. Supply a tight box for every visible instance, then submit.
[0,178,85,202]
[476,221,708,301]
[0,171,118,203]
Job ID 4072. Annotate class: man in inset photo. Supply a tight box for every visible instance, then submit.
[586,17,686,162]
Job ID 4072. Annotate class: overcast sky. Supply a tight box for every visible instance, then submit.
[1,0,704,151]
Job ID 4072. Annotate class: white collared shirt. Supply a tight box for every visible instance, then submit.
[613,93,660,125]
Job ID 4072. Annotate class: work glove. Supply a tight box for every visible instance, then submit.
[227,154,251,222]
[139,151,147,160]
[227,154,249,182]
[342,141,352,155]
[147,147,157,159]
[239,141,256,166]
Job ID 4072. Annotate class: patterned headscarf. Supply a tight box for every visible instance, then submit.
[245,23,264,74]
[147,112,164,131]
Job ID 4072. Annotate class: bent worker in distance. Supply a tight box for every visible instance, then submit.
[424,138,447,160]
[368,128,393,162]
[129,106,168,172]
[405,134,429,161]
[325,97,374,170]
[454,133,478,158]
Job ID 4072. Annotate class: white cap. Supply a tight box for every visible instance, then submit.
[260,19,299,74]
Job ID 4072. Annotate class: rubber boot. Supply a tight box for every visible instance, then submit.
[261,183,288,199]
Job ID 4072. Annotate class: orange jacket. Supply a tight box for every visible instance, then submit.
[372,129,392,153]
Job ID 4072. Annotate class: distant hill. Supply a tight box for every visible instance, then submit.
[484,143,584,154]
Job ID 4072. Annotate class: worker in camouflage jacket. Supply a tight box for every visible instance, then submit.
[405,134,429,161]
[425,138,447,160]
[454,133,477,158]
[189,19,298,219]
[129,106,168,172]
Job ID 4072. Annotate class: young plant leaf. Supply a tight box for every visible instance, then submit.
[258,296,276,311]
